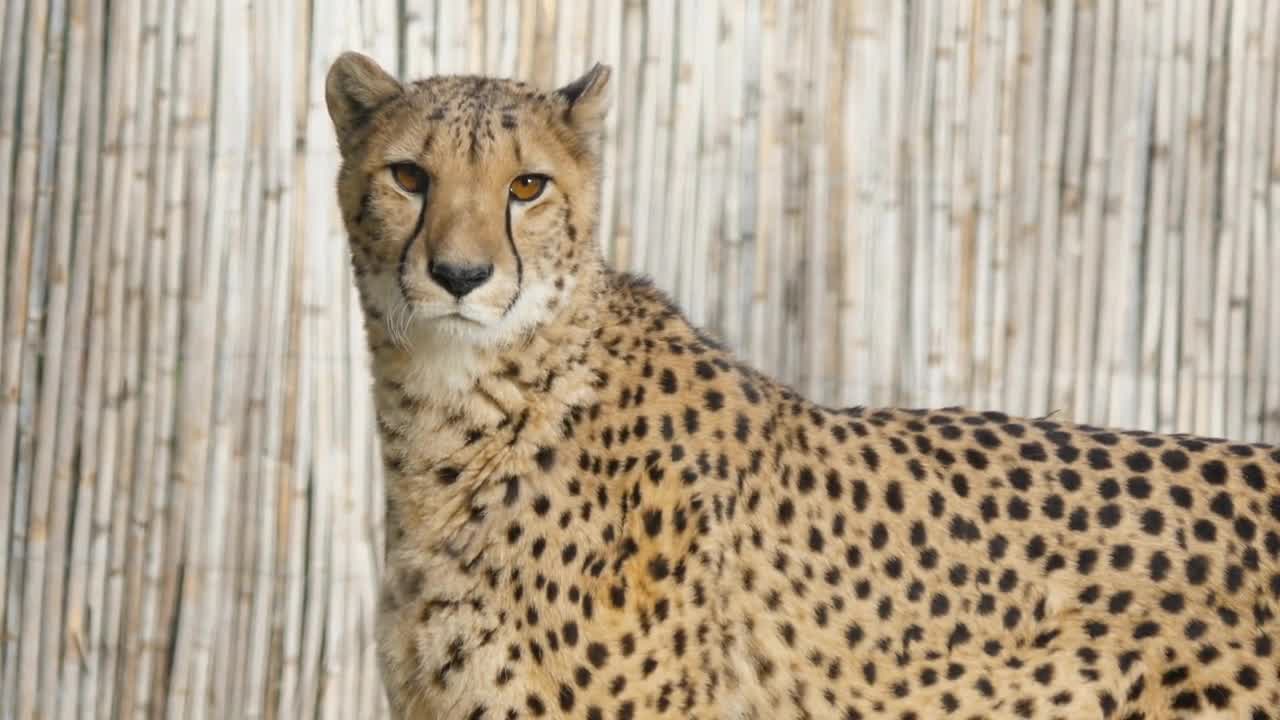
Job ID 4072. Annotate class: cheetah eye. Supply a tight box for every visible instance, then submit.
[509,174,548,203]
[390,163,428,194]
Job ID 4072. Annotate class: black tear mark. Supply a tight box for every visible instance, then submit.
[503,202,523,316]
[397,191,430,300]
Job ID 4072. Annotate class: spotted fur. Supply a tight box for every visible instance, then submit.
[326,52,1280,720]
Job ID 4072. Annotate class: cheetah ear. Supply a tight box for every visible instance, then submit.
[555,63,612,133]
[326,51,403,155]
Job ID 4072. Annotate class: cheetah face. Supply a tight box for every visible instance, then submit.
[325,52,611,350]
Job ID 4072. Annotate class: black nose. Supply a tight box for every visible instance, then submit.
[428,260,494,298]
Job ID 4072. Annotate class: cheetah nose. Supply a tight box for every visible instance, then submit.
[428,260,494,299]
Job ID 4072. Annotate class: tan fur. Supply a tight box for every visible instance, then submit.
[327,52,1280,720]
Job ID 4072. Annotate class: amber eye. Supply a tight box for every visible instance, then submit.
[509,174,548,202]
[390,163,428,194]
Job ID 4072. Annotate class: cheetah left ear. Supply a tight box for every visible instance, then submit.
[556,63,612,133]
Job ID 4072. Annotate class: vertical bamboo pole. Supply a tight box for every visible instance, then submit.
[1005,0,1043,415]
[1192,0,1230,434]
[0,0,29,696]
[1177,0,1214,431]
[403,0,437,78]
[986,0,1019,412]
[30,0,86,714]
[1264,2,1280,441]
[718,0,748,350]
[801,0,831,400]
[738,0,762,363]
[56,2,107,718]
[685,0,718,329]
[944,0,974,407]
[127,0,182,714]
[1027,0,1073,415]
[1052,0,1094,418]
[1245,0,1278,442]
[1223,0,1261,440]
[841,0,874,405]
[967,0,1000,411]
[1073,0,1115,422]
[1142,0,1177,432]
[590,0,622,262]
[0,0,51,706]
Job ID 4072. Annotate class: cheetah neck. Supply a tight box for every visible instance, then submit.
[365,274,604,559]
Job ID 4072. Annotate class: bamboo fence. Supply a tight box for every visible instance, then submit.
[0,1,1277,718]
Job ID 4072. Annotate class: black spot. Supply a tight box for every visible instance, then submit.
[1203,684,1231,709]
[535,447,556,471]
[1140,509,1164,535]
[1161,449,1189,471]
[1185,555,1209,585]
[586,642,608,668]
[1201,460,1228,485]
[885,482,904,512]
[1125,452,1153,472]
[659,369,678,394]
[1098,504,1122,528]
[1110,545,1134,570]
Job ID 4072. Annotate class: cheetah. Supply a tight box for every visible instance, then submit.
[325,51,1280,720]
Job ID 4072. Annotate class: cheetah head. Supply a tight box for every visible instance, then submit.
[325,52,612,350]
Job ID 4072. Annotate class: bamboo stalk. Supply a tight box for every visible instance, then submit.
[30,0,87,715]
[966,0,999,411]
[686,0,718,329]
[1177,0,1214,431]
[1105,0,1156,428]
[1245,0,1277,442]
[0,0,51,706]
[667,0,700,315]
[1265,2,1280,441]
[1073,0,1115,422]
[1193,0,1230,434]
[111,0,168,714]
[402,0,437,78]
[1026,0,1073,416]
[0,0,28,696]
[1225,0,1261,441]
[15,1,67,716]
[590,0,622,263]
[986,0,1019,412]
[944,0,974,407]
[163,0,219,713]
[129,0,185,714]
[1143,0,1177,432]
[801,0,831,400]
[778,0,807,384]
[1005,0,1043,415]
[716,0,747,350]
[55,2,106,717]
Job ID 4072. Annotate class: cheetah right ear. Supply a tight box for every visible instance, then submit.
[556,63,612,134]
[326,51,403,155]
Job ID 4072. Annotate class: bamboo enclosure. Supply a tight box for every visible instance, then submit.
[1,0,1278,717]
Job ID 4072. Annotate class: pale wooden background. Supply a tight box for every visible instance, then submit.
[1,0,1277,718]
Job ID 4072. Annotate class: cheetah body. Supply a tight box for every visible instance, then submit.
[325,53,1280,720]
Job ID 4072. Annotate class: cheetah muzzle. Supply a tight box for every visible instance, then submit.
[326,51,1280,720]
